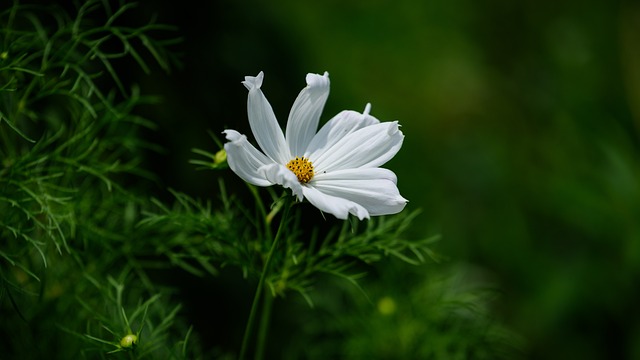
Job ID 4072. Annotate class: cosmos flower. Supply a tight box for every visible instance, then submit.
[223,71,407,220]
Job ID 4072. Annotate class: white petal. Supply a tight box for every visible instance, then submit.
[313,167,397,184]
[302,186,370,220]
[305,108,380,161]
[312,170,408,216]
[243,71,290,165]
[223,130,274,186]
[312,121,404,172]
[286,72,330,156]
[258,163,304,200]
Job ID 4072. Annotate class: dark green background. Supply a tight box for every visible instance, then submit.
[127,0,640,358]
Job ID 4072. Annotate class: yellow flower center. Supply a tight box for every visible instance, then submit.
[286,156,314,183]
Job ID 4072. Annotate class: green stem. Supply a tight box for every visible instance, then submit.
[254,290,274,360]
[238,199,291,360]
[248,184,272,241]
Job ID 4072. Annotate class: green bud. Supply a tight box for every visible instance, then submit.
[214,149,227,165]
[119,334,138,349]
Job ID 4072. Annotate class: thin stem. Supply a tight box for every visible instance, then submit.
[254,290,274,360]
[238,199,291,360]
[248,184,271,241]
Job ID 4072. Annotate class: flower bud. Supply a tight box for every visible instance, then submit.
[214,149,227,165]
[119,334,138,349]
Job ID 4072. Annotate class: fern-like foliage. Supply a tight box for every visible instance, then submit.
[0,1,189,358]
[269,207,440,306]
[0,0,176,283]
[140,174,440,307]
[73,273,198,359]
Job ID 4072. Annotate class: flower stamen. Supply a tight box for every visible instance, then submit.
[286,156,314,183]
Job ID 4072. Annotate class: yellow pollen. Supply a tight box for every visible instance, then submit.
[286,156,314,183]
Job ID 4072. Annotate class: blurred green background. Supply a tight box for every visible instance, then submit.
[125,0,640,358]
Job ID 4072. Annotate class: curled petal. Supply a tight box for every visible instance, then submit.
[305,108,380,161]
[301,186,370,220]
[286,72,330,156]
[223,130,273,186]
[242,71,264,91]
[312,121,404,172]
[312,169,407,216]
[243,71,290,164]
[258,163,304,201]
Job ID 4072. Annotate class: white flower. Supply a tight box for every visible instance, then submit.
[223,71,408,220]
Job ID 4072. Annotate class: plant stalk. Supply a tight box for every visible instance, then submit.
[238,198,290,360]
[254,290,274,360]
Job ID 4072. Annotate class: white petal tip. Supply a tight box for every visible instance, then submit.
[305,72,330,88]
[242,71,264,91]
[388,121,402,135]
[358,213,370,221]
[349,205,370,221]
[222,129,242,141]
[363,103,372,116]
